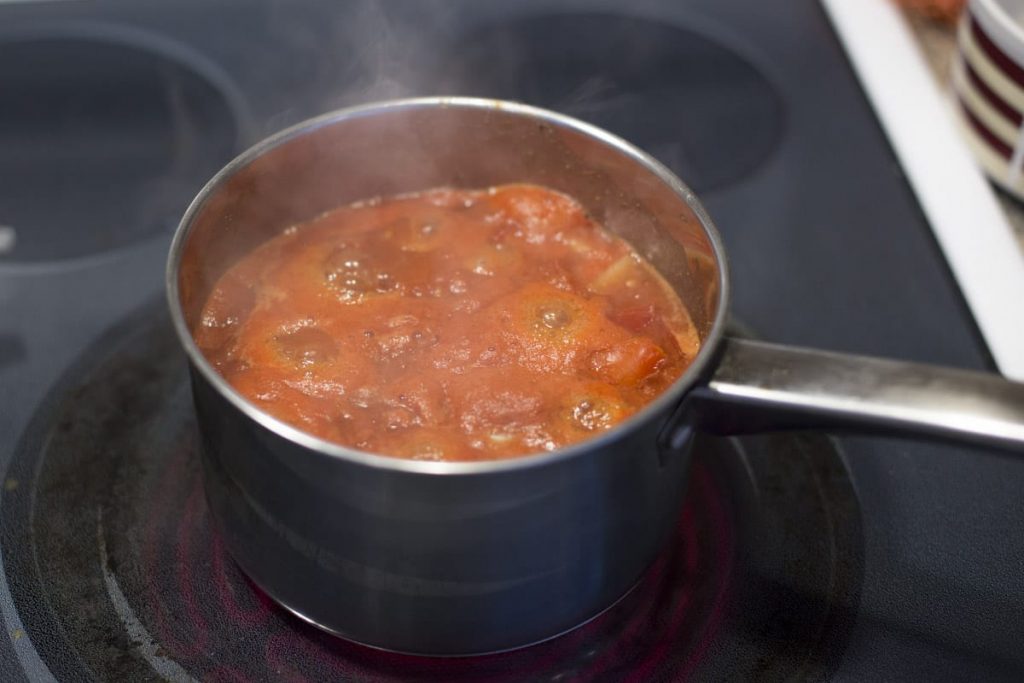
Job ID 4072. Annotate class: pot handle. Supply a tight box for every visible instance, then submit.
[673,337,1024,452]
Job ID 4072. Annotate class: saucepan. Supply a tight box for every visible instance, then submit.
[167,97,1024,656]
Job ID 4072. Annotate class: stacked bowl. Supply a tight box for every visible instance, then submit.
[954,0,1024,198]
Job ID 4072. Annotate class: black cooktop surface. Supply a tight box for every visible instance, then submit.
[0,1,1021,681]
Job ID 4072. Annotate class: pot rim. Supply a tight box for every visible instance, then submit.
[166,96,731,475]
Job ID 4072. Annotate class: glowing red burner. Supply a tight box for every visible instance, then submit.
[139,443,734,682]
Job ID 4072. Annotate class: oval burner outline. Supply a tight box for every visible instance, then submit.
[0,23,252,267]
[434,12,787,196]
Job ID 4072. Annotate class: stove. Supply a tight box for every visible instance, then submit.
[0,1,1020,681]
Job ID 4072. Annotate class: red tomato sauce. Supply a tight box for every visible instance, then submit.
[196,184,700,461]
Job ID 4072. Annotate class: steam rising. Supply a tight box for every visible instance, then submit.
[255,5,780,199]
[259,2,630,123]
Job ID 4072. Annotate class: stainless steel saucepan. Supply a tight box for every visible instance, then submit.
[167,97,1024,656]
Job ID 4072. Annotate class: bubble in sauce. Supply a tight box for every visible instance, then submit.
[274,327,338,367]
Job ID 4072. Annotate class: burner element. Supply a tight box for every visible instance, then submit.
[0,33,240,262]
[130,442,732,682]
[1,307,861,681]
[437,13,785,195]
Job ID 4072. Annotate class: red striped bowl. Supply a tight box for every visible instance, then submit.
[954,0,1024,198]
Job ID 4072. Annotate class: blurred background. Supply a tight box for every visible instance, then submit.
[0,0,1023,681]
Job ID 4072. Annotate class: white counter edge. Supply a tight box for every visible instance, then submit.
[821,0,1024,380]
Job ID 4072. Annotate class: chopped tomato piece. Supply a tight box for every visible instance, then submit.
[607,304,656,333]
[589,338,666,385]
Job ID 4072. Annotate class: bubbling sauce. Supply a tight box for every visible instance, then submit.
[196,184,700,461]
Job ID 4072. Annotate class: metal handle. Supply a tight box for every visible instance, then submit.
[683,337,1024,452]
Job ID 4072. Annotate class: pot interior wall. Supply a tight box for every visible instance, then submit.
[175,101,722,342]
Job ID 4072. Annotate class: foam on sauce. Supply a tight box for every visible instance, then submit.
[196,184,700,461]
